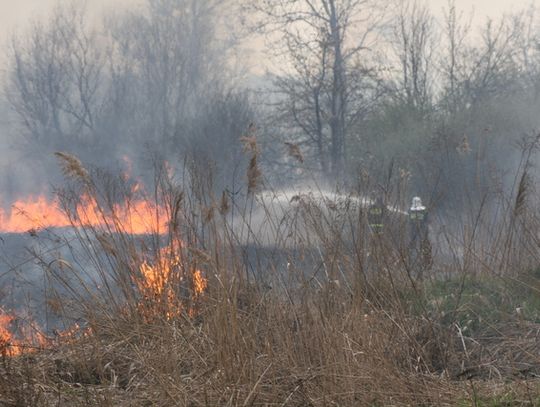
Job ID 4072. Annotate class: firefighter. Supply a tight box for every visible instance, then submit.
[364,193,387,275]
[367,195,386,235]
[408,196,432,279]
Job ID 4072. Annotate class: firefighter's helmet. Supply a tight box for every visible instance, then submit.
[411,197,425,211]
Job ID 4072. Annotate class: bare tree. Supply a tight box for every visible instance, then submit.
[105,0,253,191]
[467,17,522,105]
[269,27,332,175]
[107,0,229,146]
[511,5,540,101]
[438,2,528,113]
[5,1,244,156]
[440,0,472,113]
[7,3,104,155]
[250,0,387,179]
[390,0,436,113]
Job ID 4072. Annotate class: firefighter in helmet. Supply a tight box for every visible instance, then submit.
[364,192,387,273]
[408,196,432,278]
[367,193,386,235]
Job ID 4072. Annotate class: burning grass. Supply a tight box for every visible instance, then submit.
[0,153,538,406]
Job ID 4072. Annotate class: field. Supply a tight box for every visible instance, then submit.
[0,153,538,406]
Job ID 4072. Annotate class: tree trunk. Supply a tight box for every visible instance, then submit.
[329,0,346,179]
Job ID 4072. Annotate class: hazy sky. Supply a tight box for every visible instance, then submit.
[0,0,536,39]
[0,1,136,48]
[0,0,537,67]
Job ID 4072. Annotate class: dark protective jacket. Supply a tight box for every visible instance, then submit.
[408,206,432,275]
[368,199,386,233]
[408,208,429,242]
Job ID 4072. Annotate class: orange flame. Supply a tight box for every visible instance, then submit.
[137,243,207,319]
[0,312,16,356]
[0,309,49,357]
[0,304,98,358]
[139,245,179,296]
[0,193,168,235]
[193,270,208,295]
[0,168,208,351]
[0,195,71,234]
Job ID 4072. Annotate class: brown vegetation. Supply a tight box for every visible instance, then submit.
[0,151,539,406]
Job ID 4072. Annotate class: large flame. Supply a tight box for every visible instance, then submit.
[0,165,208,354]
[0,192,168,235]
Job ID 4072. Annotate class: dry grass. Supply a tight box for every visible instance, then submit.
[0,148,539,406]
[0,293,537,406]
[54,152,90,184]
